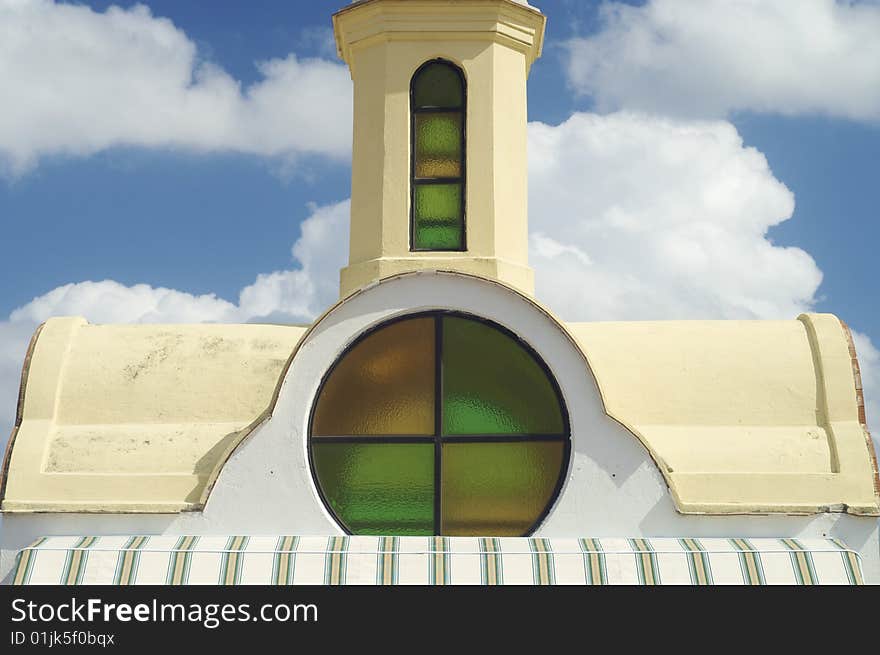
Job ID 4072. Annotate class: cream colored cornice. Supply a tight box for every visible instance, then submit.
[333,0,546,69]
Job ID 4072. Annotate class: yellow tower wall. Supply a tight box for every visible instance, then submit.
[333,0,545,296]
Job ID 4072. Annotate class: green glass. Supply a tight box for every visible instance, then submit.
[440,442,567,536]
[413,63,463,108]
[414,184,462,250]
[414,223,463,250]
[415,113,462,178]
[312,443,434,536]
[442,316,565,435]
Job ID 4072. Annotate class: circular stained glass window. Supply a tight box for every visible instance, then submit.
[309,312,570,536]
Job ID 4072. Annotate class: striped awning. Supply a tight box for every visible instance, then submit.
[11,536,864,585]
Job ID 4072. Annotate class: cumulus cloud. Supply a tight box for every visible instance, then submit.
[529,112,821,320]
[565,0,880,121]
[237,200,350,322]
[9,283,238,326]
[0,0,352,175]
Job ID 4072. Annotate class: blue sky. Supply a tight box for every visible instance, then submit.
[1,0,879,436]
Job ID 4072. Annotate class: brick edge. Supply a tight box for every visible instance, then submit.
[840,320,880,499]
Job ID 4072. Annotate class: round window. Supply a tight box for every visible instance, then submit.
[309,311,570,536]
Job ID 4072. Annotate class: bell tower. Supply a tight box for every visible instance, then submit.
[333,0,546,297]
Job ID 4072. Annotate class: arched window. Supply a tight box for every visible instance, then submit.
[410,60,466,251]
[309,312,571,536]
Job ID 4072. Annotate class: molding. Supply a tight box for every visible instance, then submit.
[333,0,546,68]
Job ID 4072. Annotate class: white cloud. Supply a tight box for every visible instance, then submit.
[565,0,880,121]
[237,200,350,322]
[529,111,821,320]
[0,0,352,176]
[9,282,238,325]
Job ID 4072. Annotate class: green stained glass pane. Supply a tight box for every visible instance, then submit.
[415,183,460,221]
[413,63,463,108]
[415,113,462,179]
[312,443,434,536]
[440,442,567,536]
[415,224,462,250]
[414,184,462,250]
[442,316,565,435]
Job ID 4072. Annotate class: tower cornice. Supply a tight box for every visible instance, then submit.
[333,0,546,73]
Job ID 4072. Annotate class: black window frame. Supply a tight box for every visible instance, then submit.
[409,59,468,253]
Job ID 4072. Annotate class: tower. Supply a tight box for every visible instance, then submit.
[333,0,546,297]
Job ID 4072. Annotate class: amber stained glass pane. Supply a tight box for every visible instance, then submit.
[415,113,462,179]
[440,441,566,536]
[442,317,565,435]
[312,317,435,436]
[313,443,434,535]
[413,184,463,250]
[413,63,463,108]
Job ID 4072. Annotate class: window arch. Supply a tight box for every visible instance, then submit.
[309,311,571,536]
[410,60,466,251]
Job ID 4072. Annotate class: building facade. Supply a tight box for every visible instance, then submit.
[1,0,878,585]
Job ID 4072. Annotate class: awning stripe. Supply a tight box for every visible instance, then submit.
[220,536,250,585]
[11,537,865,585]
[62,536,96,585]
[166,535,198,586]
[430,536,449,585]
[531,538,554,585]
[12,537,44,586]
[271,536,298,585]
[113,535,147,585]
[479,537,502,585]
[782,538,817,585]
[324,536,348,585]
[377,536,398,585]
[730,537,765,585]
[679,538,713,585]
[829,537,864,585]
[629,538,659,586]
[579,538,606,585]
